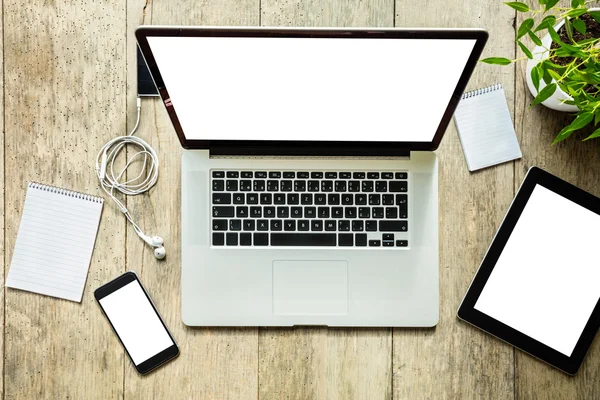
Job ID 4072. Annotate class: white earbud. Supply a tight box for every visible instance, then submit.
[153,246,166,260]
[140,234,166,260]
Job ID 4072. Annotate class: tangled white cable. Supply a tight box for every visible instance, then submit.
[95,98,166,259]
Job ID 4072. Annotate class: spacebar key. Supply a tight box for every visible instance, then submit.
[271,233,336,246]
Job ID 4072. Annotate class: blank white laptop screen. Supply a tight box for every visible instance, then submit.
[146,36,477,142]
[475,185,600,356]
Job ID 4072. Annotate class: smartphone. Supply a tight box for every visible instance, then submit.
[94,271,179,374]
[137,46,159,97]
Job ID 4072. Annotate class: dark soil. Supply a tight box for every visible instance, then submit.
[550,13,600,66]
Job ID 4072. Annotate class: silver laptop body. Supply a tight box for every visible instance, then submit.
[136,26,487,326]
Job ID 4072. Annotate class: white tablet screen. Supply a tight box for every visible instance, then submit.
[475,184,600,356]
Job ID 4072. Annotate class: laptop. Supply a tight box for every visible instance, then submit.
[136,27,487,327]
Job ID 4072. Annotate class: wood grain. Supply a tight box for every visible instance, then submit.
[123,1,260,399]
[392,1,517,399]
[0,0,4,396]
[257,1,394,399]
[515,1,600,398]
[3,1,127,399]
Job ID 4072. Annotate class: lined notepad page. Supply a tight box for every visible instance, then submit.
[6,183,103,302]
[453,84,522,171]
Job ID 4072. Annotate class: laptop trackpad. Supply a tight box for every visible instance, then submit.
[273,260,348,315]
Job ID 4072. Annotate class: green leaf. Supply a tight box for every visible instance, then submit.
[480,57,512,65]
[517,18,534,39]
[595,110,600,126]
[547,25,562,44]
[535,15,557,32]
[518,40,533,59]
[573,18,586,34]
[553,112,593,143]
[571,0,584,7]
[532,82,557,106]
[543,67,553,84]
[589,11,600,24]
[528,30,543,46]
[584,127,600,140]
[547,69,562,81]
[544,0,560,11]
[566,8,587,18]
[505,1,530,11]
[564,18,574,42]
[539,0,546,4]
[531,65,541,92]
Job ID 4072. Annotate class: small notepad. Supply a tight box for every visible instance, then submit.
[6,183,103,302]
[453,84,522,172]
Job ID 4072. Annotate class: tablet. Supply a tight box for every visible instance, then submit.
[458,167,600,375]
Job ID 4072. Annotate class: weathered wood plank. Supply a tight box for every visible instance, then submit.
[3,0,127,399]
[515,1,600,397]
[123,1,260,399]
[258,2,394,399]
[0,0,4,396]
[392,1,517,398]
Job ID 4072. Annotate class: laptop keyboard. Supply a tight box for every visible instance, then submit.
[211,170,409,248]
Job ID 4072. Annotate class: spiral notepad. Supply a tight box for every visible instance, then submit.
[453,84,522,171]
[6,183,104,302]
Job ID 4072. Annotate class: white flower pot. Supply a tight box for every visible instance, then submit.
[523,10,600,112]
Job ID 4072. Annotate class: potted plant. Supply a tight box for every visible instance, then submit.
[482,0,600,143]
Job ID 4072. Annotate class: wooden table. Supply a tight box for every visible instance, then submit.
[2,0,599,398]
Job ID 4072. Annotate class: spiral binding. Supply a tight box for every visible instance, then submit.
[28,182,104,203]
[461,83,502,100]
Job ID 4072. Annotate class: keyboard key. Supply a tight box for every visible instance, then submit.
[232,193,244,204]
[273,193,284,204]
[385,207,397,219]
[339,233,353,246]
[271,220,282,231]
[287,194,299,205]
[311,172,323,179]
[339,172,351,179]
[254,233,268,245]
[213,206,234,218]
[298,220,310,231]
[375,181,387,192]
[277,206,289,218]
[257,220,269,231]
[325,172,337,179]
[348,181,360,192]
[367,172,379,179]
[332,207,343,218]
[213,193,231,204]
[379,221,408,232]
[255,171,267,178]
[271,233,335,246]
[297,172,309,178]
[284,220,296,231]
[352,220,363,231]
[213,180,224,191]
[328,194,340,205]
[264,207,275,218]
[373,207,384,218]
[227,171,239,178]
[269,171,281,178]
[345,207,357,218]
[369,240,381,247]
[294,180,306,192]
[395,172,408,179]
[305,207,316,218]
[397,194,408,218]
[291,207,303,218]
[335,181,347,192]
[318,207,329,218]
[358,207,370,218]
[315,194,326,205]
[281,180,293,191]
[226,232,238,246]
[366,220,377,231]
[353,172,365,179]
[212,220,227,231]
[369,194,380,205]
[362,181,374,192]
[253,180,265,191]
[396,240,408,247]
[240,180,252,191]
[240,233,252,246]
[342,194,353,205]
[355,233,367,246]
[236,206,248,218]
[383,234,394,241]
[241,171,253,178]
[243,220,255,231]
[283,172,295,178]
[226,180,238,191]
[308,180,319,192]
[301,194,313,205]
[212,171,225,178]
[321,180,333,192]
[338,220,350,231]
[230,220,241,231]
[260,193,272,205]
[213,232,225,245]
[325,220,336,231]
[311,220,323,231]
[383,240,394,247]
[389,181,408,192]
[247,193,258,204]
[250,207,262,218]
[267,180,279,191]
[382,172,393,179]
[382,194,394,205]
[355,194,367,205]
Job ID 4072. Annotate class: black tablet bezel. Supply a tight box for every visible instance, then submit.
[94,271,179,375]
[458,166,600,375]
[135,26,488,156]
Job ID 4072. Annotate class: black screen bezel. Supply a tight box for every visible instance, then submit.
[94,271,179,375]
[135,26,488,156]
[458,167,600,375]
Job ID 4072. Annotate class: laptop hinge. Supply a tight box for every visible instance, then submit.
[208,145,411,159]
[209,154,410,160]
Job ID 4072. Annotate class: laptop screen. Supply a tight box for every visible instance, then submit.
[146,35,478,143]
